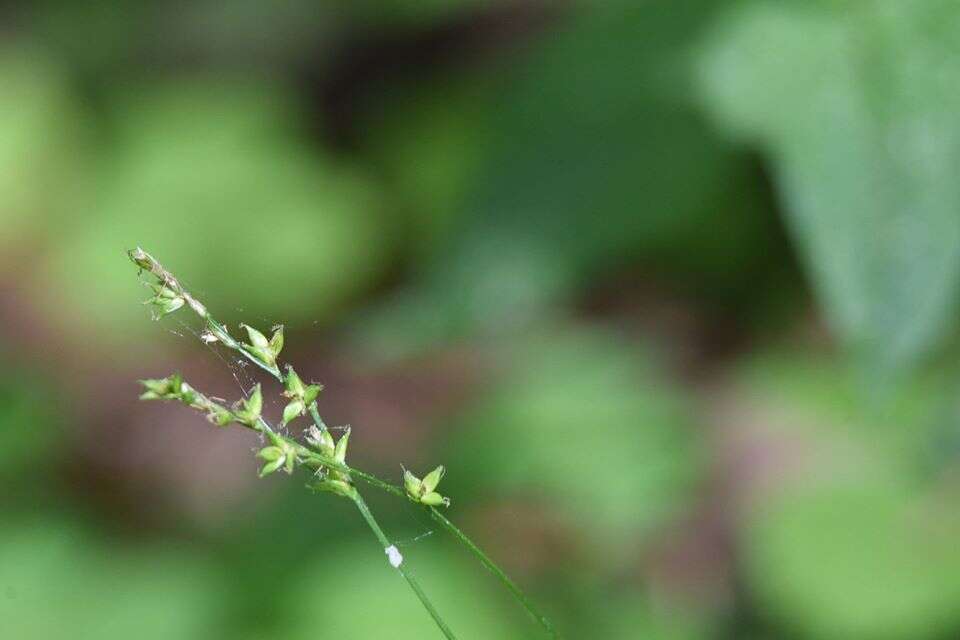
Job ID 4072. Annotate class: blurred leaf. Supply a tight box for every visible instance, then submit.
[728,352,960,638]
[353,2,778,357]
[149,0,335,66]
[597,589,709,640]
[30,0,142,74]
[0,44,87,252]
[451,328,701,561]
[39,79,389,346]
[458,1,762,281]
[360,76,495,259]
[0,371,62,481]
[32,0,335,74]
[699,1,960,371]
[0,518,218,640]
[746,482,960,640]
[735,351,958,481]
[343,0,488,28]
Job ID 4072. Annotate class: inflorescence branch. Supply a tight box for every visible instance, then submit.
[128,247,559,639]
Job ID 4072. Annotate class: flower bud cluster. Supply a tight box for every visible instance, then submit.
[129,247,207,318]
[139,374,233,426]
[241,324,284,373]
[256,430,301,477]
[144,283,185,317]
[281,366,322,426]
[404,466,451,507]
[306,424,354,498]
[231,384,264,427]
[131,249,452,507]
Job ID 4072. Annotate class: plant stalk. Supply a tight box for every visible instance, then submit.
[260,420,559,638]
[252,398,558,639]
[352,491,458,640]
[429,507,560,639]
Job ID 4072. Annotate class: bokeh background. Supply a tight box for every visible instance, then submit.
[4,1,960,638]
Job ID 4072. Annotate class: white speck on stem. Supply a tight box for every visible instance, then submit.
[385,545,403,568]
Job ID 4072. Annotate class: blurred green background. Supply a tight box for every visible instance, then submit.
[4,1,960,638]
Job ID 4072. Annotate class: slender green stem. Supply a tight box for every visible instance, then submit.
[306,447,560,637]
[349,466,406,497]
[298,438,559,637]
[429,508,561,639]
[352,491,458,640]
[237,397,559,639]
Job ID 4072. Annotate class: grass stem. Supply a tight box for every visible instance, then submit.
[353,491,458,640]
[429,507,561,639]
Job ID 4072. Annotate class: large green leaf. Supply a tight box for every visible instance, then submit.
[699,1,960,371]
